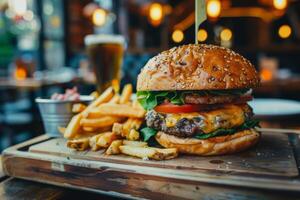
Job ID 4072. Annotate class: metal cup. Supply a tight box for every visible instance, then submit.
[36,96,93,137]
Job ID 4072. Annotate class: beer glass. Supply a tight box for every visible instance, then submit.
[85,34,125,92]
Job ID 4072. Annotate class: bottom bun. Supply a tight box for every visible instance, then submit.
[155,129,260,156]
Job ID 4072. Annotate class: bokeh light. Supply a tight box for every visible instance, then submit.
[220,28,232,41]
[8,0,27,15]
[92,8,107,26]
[24,10,34,21]
[273,0,287,10]
[172,30,184,43]
[278,25,292,39]
[14,68,27,81]
[197,29,208,42]
[149,3,163,21]
[207,0,221,18]
[148,3,163,26]
[260,69,273,82]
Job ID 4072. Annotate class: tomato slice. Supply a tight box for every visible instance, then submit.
[154,103,210,113]
[154,95,253,113]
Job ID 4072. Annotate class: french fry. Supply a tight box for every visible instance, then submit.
[90,91,99,99]
[132,100,145,111]
[120,84,132,104]
[64,114,82,139]
[123,140,147,147]
[128,129,140,140]
[58,127,66,135]
[130,118,143,130]
[122,118,143,138]
[82,126,96,132]
[119,146,178,160]
[67,137,90,151]
[112,123,123,135]
[72,103,87,113]
[112,119,143,138]
[97,132,118,148]
[122,118,134,137]
[106,139,123,155]
[80,126,111,137]
[97,126,116,133]
[89,133,105,151]
[109,94,120,104]
[153,148,179,160]
[82,87,114,116]
[81,116,122,128]
[89,104,146,118]
[111,79,120,93]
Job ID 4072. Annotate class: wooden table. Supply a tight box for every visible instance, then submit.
[0,78,65,90]
[1,141,300,200]
[0,171,300,200]
[254,77,300,99]
[0,156,118,199]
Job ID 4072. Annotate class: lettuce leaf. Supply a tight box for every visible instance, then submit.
[140,127,158,142]
[194,128,236,139]
[137,89,249,110]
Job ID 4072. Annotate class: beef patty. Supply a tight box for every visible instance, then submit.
[146,104,253,138]
[184,94,252,104]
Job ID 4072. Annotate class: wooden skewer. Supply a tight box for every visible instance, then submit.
[255,127,300,135]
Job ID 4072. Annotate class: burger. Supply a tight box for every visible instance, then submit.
[136,44,260,156]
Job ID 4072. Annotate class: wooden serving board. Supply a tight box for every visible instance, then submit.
[2,132,300,199]
[29,132,298,177]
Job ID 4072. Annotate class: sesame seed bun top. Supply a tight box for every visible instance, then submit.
[137,44,260,91]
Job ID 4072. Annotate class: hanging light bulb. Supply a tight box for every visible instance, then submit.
[207,0,221,18]
[273,0,288,10]
[148,3,163,26]
[149,3,163,21]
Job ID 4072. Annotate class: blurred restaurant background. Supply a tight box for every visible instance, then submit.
[0,0,300,151]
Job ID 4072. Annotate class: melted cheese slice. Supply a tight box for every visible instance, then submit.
[165,105,246,133]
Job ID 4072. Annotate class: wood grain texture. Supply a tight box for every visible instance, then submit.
[29,132,298,177]
[0,178,119,200]
[2,132,300,200]
[2,156,300,200]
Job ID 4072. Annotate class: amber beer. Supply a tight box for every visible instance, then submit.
[85,34,125,92]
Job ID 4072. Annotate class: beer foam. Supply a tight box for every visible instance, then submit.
[85,34,125,46]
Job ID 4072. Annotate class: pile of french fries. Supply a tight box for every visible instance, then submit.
[63,84,178,160]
